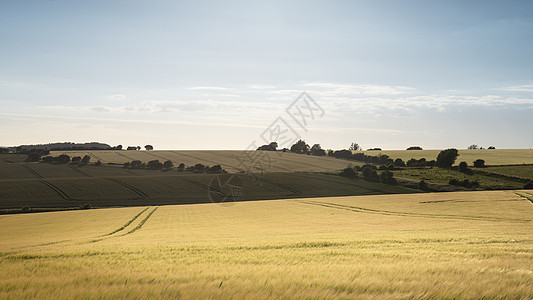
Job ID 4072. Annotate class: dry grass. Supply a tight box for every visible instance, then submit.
[1,190,532,299]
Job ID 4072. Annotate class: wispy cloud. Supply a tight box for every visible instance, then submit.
[501,84,533,92]
[187,86,234,91]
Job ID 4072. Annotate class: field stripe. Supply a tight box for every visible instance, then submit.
[99,207,150,237]
[122,207,159,235]
[23,165,43,178]
[299,200,531,222]
[514,192,533,204]
[88,152,104,162]
[69,165,92,177]
[39,180,72,201]
[106,178,149,198]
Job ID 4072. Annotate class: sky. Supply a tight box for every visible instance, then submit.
[1,0,533,150]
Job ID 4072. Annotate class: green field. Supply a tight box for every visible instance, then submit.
[1,190,532,299]
[360,149,533,166]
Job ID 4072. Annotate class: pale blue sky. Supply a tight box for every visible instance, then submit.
[1,0,532,149]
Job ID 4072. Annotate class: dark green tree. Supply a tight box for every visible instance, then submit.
[436,148,459,168]
[290,140,310,154]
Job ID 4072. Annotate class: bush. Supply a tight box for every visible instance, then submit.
[81,155,91,165]
[42,156,54,163]
[94,160,102,166]
[130,160,143,169]
[177,163,185,171]
[147,160,163,170]
[449,178,480,188]
[473,159,485,168]
[194,163,206,173]
[361,165,379,182]
[163,160,174,170]
[55,154,71,164]
[206,165,225,174]
[394,158,406,167]
[418,180,428,191]
[379,171,397,185]
[339,167,357,178]
[26,152,41,162]
[458,161,468,173]
[71,156,82,164]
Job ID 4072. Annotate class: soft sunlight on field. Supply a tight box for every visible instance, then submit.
[1,190,532,299]
[361,149,533,166]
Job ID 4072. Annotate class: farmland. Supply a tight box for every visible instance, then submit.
[1,190,532,299]
[359,149,533,166]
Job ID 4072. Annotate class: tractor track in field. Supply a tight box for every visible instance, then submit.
[515,192,533,204]
[299,200,531,223]
[106,178,149,198]
[69,165,92,177]
[39,180,73,201]
[122,207,159,235]
[99,207,150,237]
[23,165,43,178]
[115,152,136,161]
[261,179,302,195]
[88,152,104,162]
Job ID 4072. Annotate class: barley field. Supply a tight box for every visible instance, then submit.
[360,149,533,166]
[1,190,532,299]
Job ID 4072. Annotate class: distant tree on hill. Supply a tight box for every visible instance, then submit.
[367,148,382,151]
[71,156,82,164]
[467,144,479,150]
[42,156,54,163]
[55,154,71,164]
[145,145,154,151]
[163,160,173,170]
[257,142,278,151]
[115,145,123,150]
[290,140,309,154]
[349,142,361,151]
[310,144,326,156]
[127,146,137,150]
[406,146,423,150]
[339,167,357,178]
[206,165,225,174]
[147,160,163,170]
[177,163,185,171]
[473,159,485,168]
[130,160,143,169]
[436,148,459,168]
[194,163,206,173]
[488,146,496,149]
[136,146,141,151]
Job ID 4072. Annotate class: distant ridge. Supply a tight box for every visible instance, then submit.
[8,142,111,151]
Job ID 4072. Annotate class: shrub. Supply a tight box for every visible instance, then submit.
[379,171,397,185]
[418,180,428,191]
[339,167,357,178]
[394,158,406,167]
[130,160,143,169]
[361,165,379,182]
[147,160,163,170]
[163,160,174,170]
[42,156,54,163]
[458,161,468,173]
[71,156,82,164]
[206,165,225,174]
[94,160,102,166]
[473,159,485,168]
[177,163,185,171]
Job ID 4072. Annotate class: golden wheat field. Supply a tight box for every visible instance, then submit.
[1,190,533,299]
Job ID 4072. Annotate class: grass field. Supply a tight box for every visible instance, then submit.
[482,165,533,181]
[1,190,532,299]
[360,149,533,166]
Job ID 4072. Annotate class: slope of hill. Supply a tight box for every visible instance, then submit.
[0,190,531,298]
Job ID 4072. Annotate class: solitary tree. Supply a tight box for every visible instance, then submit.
[145,145,154,151]
[458,161,468,173]
[406,146,423,150]
[467,144,479,150]
[436,148,459,168]
[349,142,361,151]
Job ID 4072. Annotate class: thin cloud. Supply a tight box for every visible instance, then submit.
[501,84,533,92]
[187,86,234,91]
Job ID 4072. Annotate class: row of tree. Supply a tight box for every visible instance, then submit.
[123,160,225,173]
